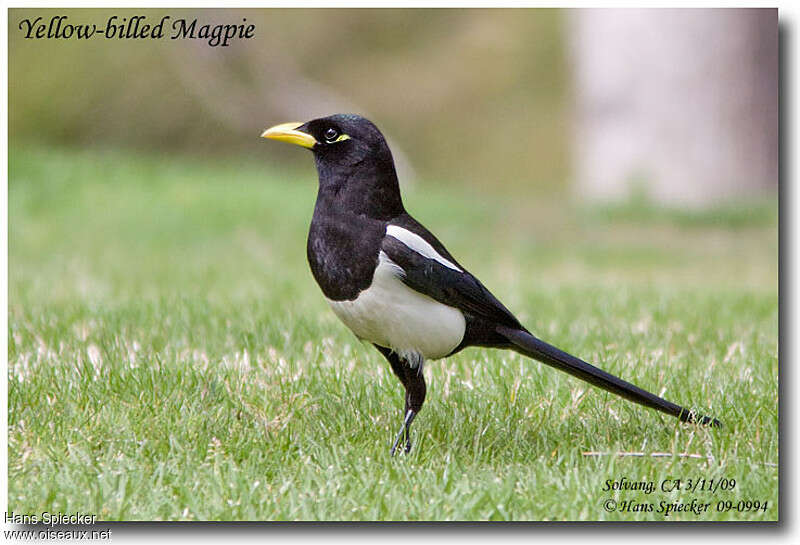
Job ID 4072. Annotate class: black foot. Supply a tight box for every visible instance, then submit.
[390,410,416,456]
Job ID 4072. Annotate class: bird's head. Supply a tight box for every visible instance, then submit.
[262,114,390,168]
[261,114,404,218]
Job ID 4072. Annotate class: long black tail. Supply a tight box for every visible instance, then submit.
[496,326,720,427]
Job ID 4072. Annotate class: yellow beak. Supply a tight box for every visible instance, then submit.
[260,122,317,149]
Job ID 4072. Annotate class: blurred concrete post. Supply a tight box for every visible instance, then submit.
[569,9,778,207]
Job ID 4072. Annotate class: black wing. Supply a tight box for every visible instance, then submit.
[380,235,523,330]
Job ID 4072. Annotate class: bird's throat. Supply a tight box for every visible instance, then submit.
[314,158,405,221]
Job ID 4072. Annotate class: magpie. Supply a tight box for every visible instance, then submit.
[261,114,720,455]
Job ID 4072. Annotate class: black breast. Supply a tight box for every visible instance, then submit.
[307,209,386,301]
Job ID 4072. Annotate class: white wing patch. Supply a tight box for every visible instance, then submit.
[386,225,462,272]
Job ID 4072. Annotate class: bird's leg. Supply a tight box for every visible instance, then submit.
[393,361,426,455]
[391,409,416,456]
[375,345,427,456]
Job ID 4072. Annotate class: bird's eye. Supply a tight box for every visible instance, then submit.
[324,128,339,142]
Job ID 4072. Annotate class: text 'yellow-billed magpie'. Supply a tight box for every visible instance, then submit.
[262,114,720,456]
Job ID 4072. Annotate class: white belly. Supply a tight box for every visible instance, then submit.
[327,252,466,360]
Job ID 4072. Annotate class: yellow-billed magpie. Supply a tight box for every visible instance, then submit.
[262,114,720,455]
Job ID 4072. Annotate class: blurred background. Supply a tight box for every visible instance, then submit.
[10,8,778,205]
[8,5,780,317]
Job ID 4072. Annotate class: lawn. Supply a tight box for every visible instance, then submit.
[8,145,778,521]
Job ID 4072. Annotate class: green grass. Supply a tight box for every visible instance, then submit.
[8,145,778,521]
